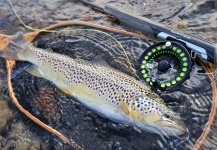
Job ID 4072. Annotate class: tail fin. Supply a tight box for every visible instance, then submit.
[0,32,30,60]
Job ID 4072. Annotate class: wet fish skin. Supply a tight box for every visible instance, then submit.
[0,32,187,136]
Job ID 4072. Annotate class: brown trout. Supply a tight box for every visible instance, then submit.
[0,32,187,136]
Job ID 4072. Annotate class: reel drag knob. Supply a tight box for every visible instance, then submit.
[158,60,170,70]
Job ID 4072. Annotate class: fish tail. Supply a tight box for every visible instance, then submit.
[0,32,30,60]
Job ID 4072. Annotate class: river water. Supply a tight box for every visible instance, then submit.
[0,0,217,150]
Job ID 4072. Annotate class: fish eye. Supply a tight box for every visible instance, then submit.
[165,114,171,119]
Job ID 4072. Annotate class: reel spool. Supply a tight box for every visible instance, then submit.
[138,41,192,91]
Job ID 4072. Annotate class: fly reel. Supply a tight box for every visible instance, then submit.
[138,41,192,91]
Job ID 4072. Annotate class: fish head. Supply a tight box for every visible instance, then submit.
[130,97,188,136]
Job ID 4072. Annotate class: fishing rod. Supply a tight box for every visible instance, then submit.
[80,0,217,91]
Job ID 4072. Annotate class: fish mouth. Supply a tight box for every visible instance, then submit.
[155,119,188,135]
[179,128,189,139]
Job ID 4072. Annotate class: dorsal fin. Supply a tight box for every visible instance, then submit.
[92,55,110,67]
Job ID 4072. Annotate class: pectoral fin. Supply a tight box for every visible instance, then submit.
[119,93,130,115]
[25,65,44,78]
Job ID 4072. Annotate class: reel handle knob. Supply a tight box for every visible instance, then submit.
[165,41,172,48]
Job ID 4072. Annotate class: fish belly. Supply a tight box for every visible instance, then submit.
[73,95,130,124]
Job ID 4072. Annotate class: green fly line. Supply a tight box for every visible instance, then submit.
[7,0,139,79]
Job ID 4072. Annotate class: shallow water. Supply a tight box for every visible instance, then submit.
[0,0,217,150]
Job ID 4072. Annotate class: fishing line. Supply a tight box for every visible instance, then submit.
[75,28,139,78]
[8,0,56,33]
[7,0,139,78]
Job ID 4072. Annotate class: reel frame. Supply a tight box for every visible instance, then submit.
[138,41,192,91]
